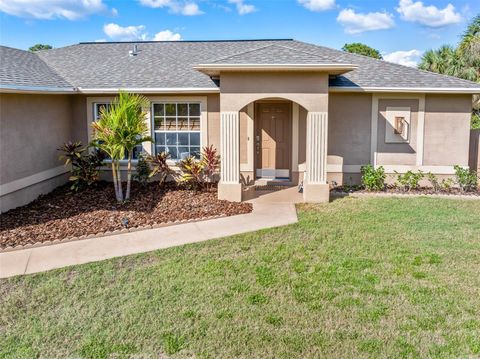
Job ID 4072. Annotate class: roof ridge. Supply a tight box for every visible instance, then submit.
[272,43,336,61]
[78,39,294,45]
[208,43,278,63]
[33,52,74,88]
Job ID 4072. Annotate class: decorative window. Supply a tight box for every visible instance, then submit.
[152,103,201,160]
[93,102,142,159]
[385,107,410,143]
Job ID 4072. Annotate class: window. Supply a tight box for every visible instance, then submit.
[93,102,142,159]
[152,103,201,160]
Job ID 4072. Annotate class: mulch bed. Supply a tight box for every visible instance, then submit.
[0,182,252,249]
[331,186,480,196]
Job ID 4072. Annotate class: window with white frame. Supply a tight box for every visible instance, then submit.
[93,102,142,159]
[152,102,201,160]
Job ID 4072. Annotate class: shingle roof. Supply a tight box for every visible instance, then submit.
[0,46,73,90]
[209,44,341,64]
[1,39,479,92]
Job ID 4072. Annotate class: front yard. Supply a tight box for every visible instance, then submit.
[1,197,480,358]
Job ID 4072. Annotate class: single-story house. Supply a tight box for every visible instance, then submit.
[1,39,479,211]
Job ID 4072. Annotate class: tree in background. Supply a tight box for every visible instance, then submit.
[419,15,479,129]
[29,44,52,52]
[342,43,383,60]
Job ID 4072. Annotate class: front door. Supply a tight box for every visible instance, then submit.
[255,102,291,179]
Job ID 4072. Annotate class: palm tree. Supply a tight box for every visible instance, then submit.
[91,92,151,202]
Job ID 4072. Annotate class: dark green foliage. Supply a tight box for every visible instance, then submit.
[396,170,424,191]
[58,141,104,191]
[342,43,383,59]
[427,172,440,192]
[361,165,386,191]
[28,44,52,52]
[133,152,151,185]
[454,165,478,192]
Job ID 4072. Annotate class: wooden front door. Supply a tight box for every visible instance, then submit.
[255,102,291,179]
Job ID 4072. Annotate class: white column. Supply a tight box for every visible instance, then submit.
[303,111,329,202]
[305,111,328,184]
[220,111,240,183]
[218,111,242,202]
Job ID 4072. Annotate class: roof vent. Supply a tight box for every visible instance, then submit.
[129,44,138,56]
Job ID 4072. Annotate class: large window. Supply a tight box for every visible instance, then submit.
[93,102,142,159]
[152,103,201,160]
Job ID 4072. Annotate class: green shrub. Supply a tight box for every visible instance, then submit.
[58,141,104,191]
[396,170,424,192]
[426,172,440,192]
[441,178,454,191]
[454,165,478,192]
[133,152,151,185]
[361,165,386,191]
[178,146,220,191]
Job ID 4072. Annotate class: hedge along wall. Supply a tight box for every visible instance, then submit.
[469,129,480,179]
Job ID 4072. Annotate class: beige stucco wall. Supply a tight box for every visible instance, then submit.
[328,93,372,166]
[219,72,329,112]
[423,94,471,166]
[0,93,72,184]
[0,93,73,212]
[376,98,419,166]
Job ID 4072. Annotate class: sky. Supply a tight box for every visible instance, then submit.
[0,0,479,67]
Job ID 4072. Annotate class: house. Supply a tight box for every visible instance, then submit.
[1,39,479,211]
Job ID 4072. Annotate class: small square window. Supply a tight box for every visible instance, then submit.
[189,133,200,146]
[166,133,177,145]
[177,103,188,116]
[165,118,176,131]
[165,103,176,117]
[189,103,200,116]
[155,133,165,145]
[154,117,164,130]
[178,117,189,131]
[154,104,164,117]
[190,117,200,131]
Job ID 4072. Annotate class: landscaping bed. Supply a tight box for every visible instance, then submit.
[331,185,480,196]
[0,181,252,249]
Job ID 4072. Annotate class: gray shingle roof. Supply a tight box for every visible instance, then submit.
[0,46,73,90]
[1,39,479,91]
[209,44,342,64]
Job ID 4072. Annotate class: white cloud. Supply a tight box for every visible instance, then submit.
[95,38,107,42]
[138,0,203,15]
[103,23,147,41]
[297,0,335,12]
[337,8,395,34]
[153,30,182,41]
[0,0,109,20]
[228,0,256,15]
[396,0,461,27]
[384,49,423,67]
[103,23,182,42]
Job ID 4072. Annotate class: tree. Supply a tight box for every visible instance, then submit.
[91,92,151,202]
[29,44,52,52]
[418,15,480,128]
[342,43,383,60]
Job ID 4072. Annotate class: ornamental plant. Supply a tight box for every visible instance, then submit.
[396,170,424,192]
[178,146,220,191]
[146,152,176,188]
[133,152,151,186]
[58,141,104,191]
[454,165,478,192]
[361,165,386,191]
[91,91,152,202]
[426,172,440,192]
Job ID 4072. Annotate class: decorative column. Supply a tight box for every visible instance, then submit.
[218,111,243,202]
[303,111,329,202]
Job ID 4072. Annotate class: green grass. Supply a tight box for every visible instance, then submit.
[1,197,480,358]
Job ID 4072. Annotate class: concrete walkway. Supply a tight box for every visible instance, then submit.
[0,201,298,279]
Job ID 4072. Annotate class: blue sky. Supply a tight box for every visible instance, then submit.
[0,0,478,66]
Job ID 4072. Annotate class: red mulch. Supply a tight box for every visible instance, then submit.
[0,182,252,249]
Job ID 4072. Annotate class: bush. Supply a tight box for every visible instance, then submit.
[361,165,386,191]
[58,141,104,191]
[396,170,424,192]
[133,152,151,185]
[454,165,478,192]
[178,146,220,191]
[146,152,175,188]
[441,178,454,191]
[426,172,440,192]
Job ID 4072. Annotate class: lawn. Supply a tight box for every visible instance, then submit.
[1,197,480,358]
